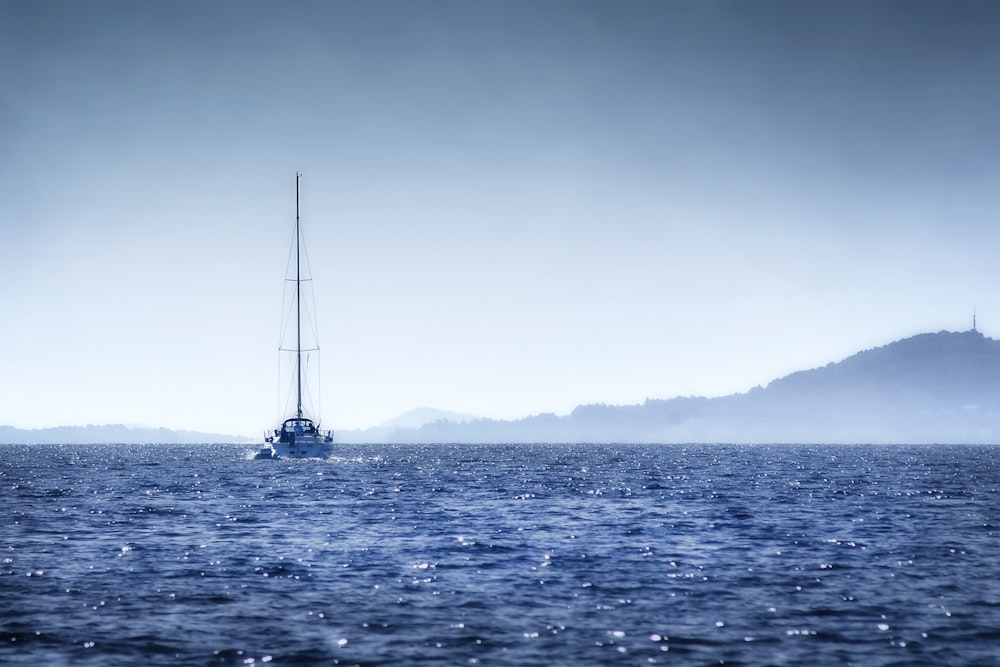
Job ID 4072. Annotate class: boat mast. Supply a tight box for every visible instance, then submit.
[295,172,303,419]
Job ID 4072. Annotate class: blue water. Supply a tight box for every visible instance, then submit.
[2,443,999,666]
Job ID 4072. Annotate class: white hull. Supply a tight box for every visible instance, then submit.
[256,436,334,460]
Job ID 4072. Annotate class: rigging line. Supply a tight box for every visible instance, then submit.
[296,211,323,347]
[277,352,294,424]
[278,215,298,346]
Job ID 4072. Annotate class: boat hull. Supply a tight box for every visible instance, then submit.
[273,436,334,459]
[257,435,334,459]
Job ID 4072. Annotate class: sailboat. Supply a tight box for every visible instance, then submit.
[256,173,334,459]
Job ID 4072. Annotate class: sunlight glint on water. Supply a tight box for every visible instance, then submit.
[2,443,999,666]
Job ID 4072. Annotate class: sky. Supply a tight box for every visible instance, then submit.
[3,0,1000,436]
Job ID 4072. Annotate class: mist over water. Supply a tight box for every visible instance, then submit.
[3,443,999,666]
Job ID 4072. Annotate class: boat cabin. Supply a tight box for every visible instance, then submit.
[277,417,318,442]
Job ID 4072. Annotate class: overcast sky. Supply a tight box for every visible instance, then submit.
[3,0,1000,436]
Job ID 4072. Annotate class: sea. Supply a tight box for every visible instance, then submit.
[2,443,999,666]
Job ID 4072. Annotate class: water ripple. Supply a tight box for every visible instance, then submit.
[2,443,999,665]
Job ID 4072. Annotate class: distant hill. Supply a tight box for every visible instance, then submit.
[376,407,479,430]
[18,330,998,445]
[337,407,479,443]
[350,330,1000,444]
[0,424,250,444]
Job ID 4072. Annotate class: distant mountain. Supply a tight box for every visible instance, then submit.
[338,407,479,443]
[0,424,250,444]
[352,330,1000,444]
[376,407,479,430]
